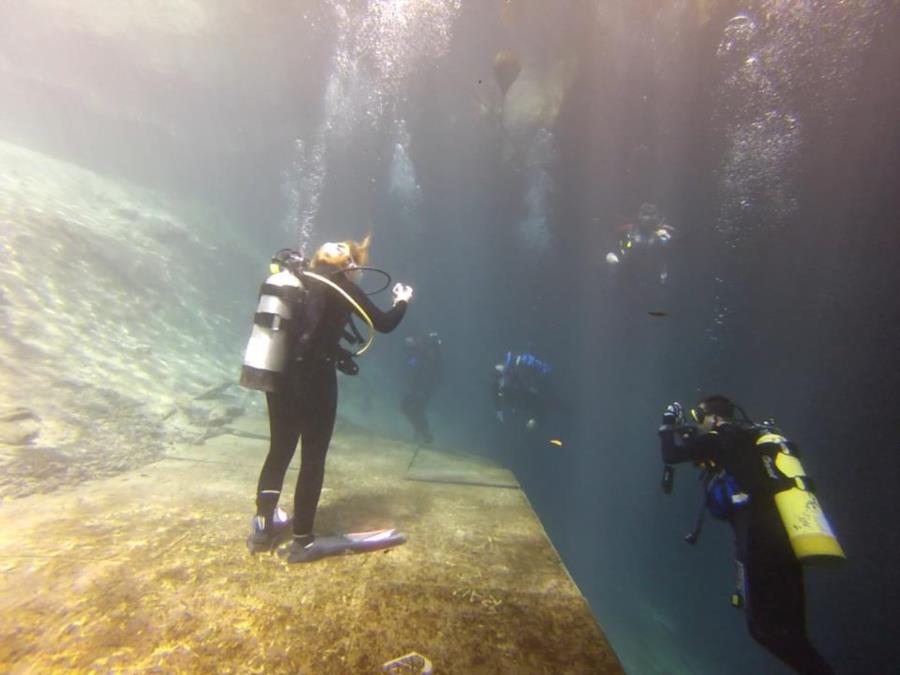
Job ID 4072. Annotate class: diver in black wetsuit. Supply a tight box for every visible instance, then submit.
[247,235,412,563]
[401,332,442,445]
[658,395,835,675]
[605,202,674,285]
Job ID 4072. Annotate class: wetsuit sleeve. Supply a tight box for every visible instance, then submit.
[660,427,721,465]
[345,281,407,333]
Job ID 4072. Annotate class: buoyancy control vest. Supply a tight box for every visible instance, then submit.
[704,469,749,521]
[505,351,552,376]
[239,251,378,391]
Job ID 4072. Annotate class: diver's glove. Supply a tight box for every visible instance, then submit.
[655,227,673,244]
[393,283,414,306]
[662,401,684,427]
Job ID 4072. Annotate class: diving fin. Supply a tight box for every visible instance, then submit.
[280,528,406,564]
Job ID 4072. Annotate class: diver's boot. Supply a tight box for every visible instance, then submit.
[246,508,291,554]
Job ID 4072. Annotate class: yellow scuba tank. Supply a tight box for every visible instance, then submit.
[756,433,846,562]
[239,263,305,392]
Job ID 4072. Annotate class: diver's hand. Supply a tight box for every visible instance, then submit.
[393,283,413,306]
[662,402,684,427]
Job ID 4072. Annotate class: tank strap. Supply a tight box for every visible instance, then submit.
[253,312,293,330]
[755,433,815,493]
[260,283,304,301]
[792,475,814,492]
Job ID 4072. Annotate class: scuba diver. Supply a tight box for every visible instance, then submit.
[492,351,553,431]
[239,235,413,563]
[658,395,843,674]
[401,332,442,445]
[605,202,674,285]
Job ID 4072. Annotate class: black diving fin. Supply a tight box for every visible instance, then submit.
[280,528,406,564]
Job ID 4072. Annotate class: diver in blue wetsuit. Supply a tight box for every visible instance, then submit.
[492,351,553,431]
[658,395,838,674]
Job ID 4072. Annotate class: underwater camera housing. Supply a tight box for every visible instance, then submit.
[659,425,698,494]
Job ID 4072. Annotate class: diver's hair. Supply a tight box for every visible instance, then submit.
[310,234,371,270]
[699,394,736,420]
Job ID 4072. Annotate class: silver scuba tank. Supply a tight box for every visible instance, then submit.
[239,268,305,392]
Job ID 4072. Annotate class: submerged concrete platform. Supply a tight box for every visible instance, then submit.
[0,417,622,674]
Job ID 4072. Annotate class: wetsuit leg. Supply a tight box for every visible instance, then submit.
[255,389,303,523]
[401,391,420,436]
[402,389,431,442]
[419,384,435,443]
[292,364,338,537]
[745,560,834,675]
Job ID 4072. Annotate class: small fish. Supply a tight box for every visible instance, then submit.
[549,439,563,447]
[648,310,669,318]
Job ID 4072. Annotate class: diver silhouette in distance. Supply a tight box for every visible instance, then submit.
[401,332,442,445]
